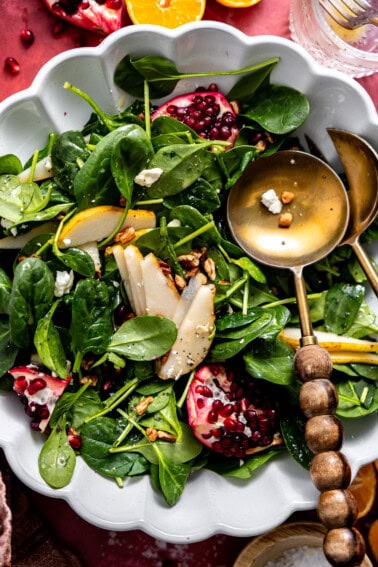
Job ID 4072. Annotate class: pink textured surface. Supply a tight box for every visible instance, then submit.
[0,1,376,565]
[0,472,11,567]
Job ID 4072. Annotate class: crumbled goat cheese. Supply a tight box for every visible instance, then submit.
[1,218,18,236]
[167,218,181,228]
[54,270,74,297]
[261,188,283,214]
[265,545,330,567]
[134,167,163,187]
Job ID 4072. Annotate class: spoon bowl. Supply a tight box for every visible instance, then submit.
[328,128,378,296]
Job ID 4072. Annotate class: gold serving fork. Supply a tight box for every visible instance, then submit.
[320,0,378,29]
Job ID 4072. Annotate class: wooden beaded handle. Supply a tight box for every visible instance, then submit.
[294,343,366,566]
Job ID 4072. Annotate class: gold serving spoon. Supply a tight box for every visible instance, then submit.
[328,128,378,297]
[227,150,367,566]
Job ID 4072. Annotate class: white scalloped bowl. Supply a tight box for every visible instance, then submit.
[0,22,377,544]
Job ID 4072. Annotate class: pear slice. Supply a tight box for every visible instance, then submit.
[58,206,156,248]
[330,351,378,365]
[141,253,180,319]
[280,328,378,353]
[172,273,207,327]
[157,284,215,380]
[78,241,101,273]
[18,155,53,183]
[0,221,56,249]
[123,245,146,316]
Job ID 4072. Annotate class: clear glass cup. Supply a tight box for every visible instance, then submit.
[289,0,378,78]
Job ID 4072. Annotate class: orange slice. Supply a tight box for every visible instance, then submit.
[215,0,261,7]
[125,0,206,27]
[349,463,377,519]
[368,519,378,564]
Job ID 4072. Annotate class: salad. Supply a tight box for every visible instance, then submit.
[0,53,377,507]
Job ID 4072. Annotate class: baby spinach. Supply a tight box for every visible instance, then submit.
[34,300,68,379]
[108,315,177,361]
[145,143,213,199]
[9,257,55,349]
[241,84,310,134]
[324,283,365,334]
[51,130,90,195]
[80,417,149,479]
[74,125,148,209]
[0,319,18,379]
[0,154,22,175]
[114,54,280,100]
[0,269,11,314]
[70,279,114,371]
[244,338,295,386]
[39,415,76,489]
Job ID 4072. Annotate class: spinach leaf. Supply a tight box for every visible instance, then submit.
[108,315,177,361]
[242,85,310,134]
[9,257,55,348]
[210,447,282,479]
[0,318,18,378]
[111,125,154,203]
[0,154,22,175]
[0,269,11,314]
[38,415,76,488]
[244,338,295,386]
[325,283,365,334]
[145,143,213,199]
[34,300,68,379]
[335,378,378,417]
[74,126,145,209]
[280,411,312,469]
[80,417,149,478]
[51,131,90,195]
[55,247,95,278]
[70,279,114,371]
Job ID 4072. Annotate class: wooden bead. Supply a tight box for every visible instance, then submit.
[299,379,338,418]
[305,415,343,453]
[310,451,351,492]
[318,489,358,529]
[294,343,333,382]
[323,527,366,566]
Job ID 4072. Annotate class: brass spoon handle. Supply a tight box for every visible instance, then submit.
[350,240,378,297]
[293,269,317,344]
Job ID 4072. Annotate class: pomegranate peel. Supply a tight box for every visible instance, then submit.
[151,90,239,147]
[10,365,71,432]
[42,0,124,35]
[187,364,283,458]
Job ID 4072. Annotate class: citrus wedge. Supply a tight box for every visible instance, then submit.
[125,0,206,27]
[349,462,377,519]
[215,0,261,7]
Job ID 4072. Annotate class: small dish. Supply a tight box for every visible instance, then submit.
[233,522,373,567]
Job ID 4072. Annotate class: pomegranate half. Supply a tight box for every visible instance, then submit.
[42,0,124,35]
[187,364,283,458]
[151,90,239,146]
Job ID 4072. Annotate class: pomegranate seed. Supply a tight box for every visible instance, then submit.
[81,0,90,7]
[219,404,234,417]
[212,399,223,412]
[195,384,212,397]
[224,418,239,432]
[207,410,218,424]
[68,434,82,450]
[4,57,20,76]
[20,28,34,46]
[14,377,28,394]
[27,378,47,395]
[196,398,205,409]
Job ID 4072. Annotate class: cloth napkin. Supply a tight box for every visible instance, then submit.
[0,450,83,567]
